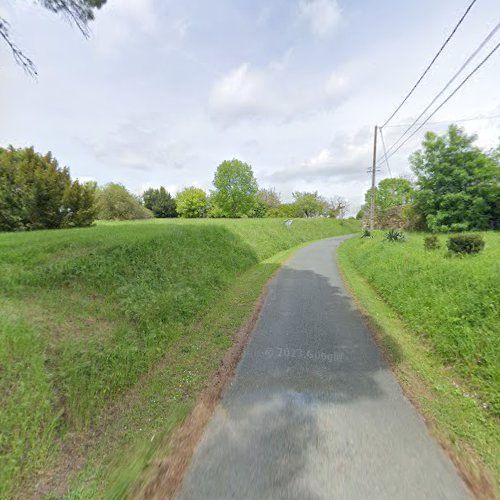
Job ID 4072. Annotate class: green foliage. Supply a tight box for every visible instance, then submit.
[249,188,281,218]
[211,159,258,217]
[96,183,152,220]
[176,187,208,218]
[385,229,406,242]
[447,233,485,255]
[423,234,440,250]
[266,203,300,218]
[292,191,327,217]
[338,232,499,416]
[0,146,97,231]
[411,125,499,232]
[256,188,281,210]
[366,177,415,211]
[361,229,372,238]
[0,218,360,494]
[142,187,177,218]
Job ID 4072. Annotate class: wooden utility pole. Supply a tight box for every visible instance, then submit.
[369,125,378,231]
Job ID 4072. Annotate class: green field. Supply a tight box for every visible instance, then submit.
[0,217,359,497]
[337,232,500,490]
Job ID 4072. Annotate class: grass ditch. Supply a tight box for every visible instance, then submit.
[0,217,359,498]
[337,232,499,496]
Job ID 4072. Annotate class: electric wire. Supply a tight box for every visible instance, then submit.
[381,0,479,128]
[380,21,500,160]
[378,128,393,178]
[382,113,500,128]
[377,41,500,166]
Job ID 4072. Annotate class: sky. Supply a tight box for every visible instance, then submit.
[1,0,499,214]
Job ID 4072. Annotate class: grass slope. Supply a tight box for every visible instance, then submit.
[337,232,499,492]
[0,217,359,497]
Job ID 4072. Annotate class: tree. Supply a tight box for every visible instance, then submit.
[326,195,349,219]
[142,187,177,218]
[62,180,97,227]
[252,188,281,218]
[257,188,281,209]
[373,178,414,211]
[266,203,301,218]
[212,159,258,217]
[292,191,327,218]
[0,146,98,231]
[96,183,152,220]
[410,125,500,232]
[1,0,107,76]
[176,187,208,218]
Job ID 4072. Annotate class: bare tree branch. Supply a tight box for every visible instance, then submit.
[0,18,37,77]
[1,1,106,76]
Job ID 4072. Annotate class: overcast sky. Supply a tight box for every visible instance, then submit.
[1,0,499,213]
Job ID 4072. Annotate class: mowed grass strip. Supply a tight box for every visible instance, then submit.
[0,217,359,497]
[337,232,499,492]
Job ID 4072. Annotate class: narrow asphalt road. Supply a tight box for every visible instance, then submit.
[178,236,470,500]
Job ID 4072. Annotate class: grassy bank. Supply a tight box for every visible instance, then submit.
[0,217,359,497]
[337,232,499,492]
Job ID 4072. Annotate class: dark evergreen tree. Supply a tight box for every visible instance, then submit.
[0,146,98,231]
[142,187,177,218]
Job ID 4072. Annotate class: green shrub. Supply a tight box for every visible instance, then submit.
[447,234,485,255]
[385,229,406,242]
[361,229,372,238]
[97,183,153,220]
[424,234,440,250]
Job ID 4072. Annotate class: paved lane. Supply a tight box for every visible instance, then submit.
[178,236,470,499]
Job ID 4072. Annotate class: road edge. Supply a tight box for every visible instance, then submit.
[335,241,496,499]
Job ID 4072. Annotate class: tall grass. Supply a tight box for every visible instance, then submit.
[0,217,359,496]
[338,232,499,416]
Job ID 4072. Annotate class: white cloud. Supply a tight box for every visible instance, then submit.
[91,0,159,53]
[299,0,341,38]
[173,18,190,40]
[265,127,371,185]
[87,116,196,173]
[209,60,353,125]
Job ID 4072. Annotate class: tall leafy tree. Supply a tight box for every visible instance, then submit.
[142,187,177,218]
[410,125,499,232]
[371,178,414,211]
[212,159,258,217]
[176,187,208,218]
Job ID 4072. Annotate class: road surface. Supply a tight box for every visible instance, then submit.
[178,236,470,499]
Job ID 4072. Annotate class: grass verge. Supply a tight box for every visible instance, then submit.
[337,234,499,497]
[0,218,359,497]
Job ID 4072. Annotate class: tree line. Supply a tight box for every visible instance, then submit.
[0,153,349,232]
[2,125,498,233]
[358,125,499,232]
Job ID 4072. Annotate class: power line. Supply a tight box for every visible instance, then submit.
[383,113,500,128]
[380,21,500,160]
[381,0,479,128]
[377,41,500,166]
[378,128,392,178]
